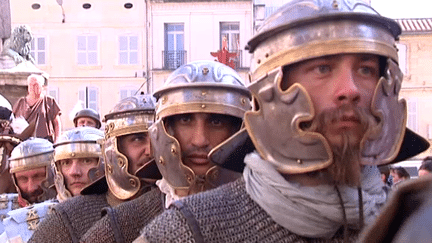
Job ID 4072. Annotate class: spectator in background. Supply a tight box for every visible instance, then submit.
[13,74,61,143]
[390,166,410,187]
[418,156,432,177]
[73,108,101,129]
[378,165,392,195]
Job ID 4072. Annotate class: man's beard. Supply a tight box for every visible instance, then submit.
[303,105,378,187]
[21,187,44,203]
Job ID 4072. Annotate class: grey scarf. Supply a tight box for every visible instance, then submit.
[244,152,386,239]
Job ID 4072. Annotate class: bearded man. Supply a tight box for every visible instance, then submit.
[135,0,429,242]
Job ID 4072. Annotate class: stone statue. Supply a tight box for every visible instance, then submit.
[1,25,35,65]
[0,0,11,42]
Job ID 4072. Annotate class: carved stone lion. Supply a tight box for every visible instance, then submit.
[1,25,35,65]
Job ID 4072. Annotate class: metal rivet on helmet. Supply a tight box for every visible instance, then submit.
[202,67,209,75]
[129,178,137,187]
[159,156,165,165]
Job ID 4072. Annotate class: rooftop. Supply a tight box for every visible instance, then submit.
[395,18,432,34]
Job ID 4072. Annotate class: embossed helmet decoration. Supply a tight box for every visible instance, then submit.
[150,60,252,196]
[73,108,102,129]
[53,127,104,202]
[243,0,426,174]
[103,94,156,200]
[9,138,56,205]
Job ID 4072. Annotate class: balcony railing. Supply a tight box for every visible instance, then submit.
[162,50,187,70]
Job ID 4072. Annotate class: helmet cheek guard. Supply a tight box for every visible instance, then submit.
[361,59,407,165]
[245,68,333,174]
[149,121,195,196]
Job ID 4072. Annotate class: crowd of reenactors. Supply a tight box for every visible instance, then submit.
[0,0,432,242]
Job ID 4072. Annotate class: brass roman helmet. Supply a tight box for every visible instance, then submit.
[149,60,252,197]
[53,127,104,202]
[244,0,406,173]
[103,94,156,200]
[9,137,56,205]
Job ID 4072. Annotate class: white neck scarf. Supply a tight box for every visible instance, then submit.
[243,152,386,239]
[156,178,180,208]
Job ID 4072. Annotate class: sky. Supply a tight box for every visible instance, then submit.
[371,0,432,18]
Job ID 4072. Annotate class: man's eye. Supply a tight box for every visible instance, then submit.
[16,177,27,183]
[61,160,70,166]
[210,119,223,126]
[180,117,190,122]
[314,65,331,75]
[358,66,377,77]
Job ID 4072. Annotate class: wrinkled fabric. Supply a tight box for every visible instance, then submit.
[244,152,386,239]
[156,178,179,208]
[13,96,61,140]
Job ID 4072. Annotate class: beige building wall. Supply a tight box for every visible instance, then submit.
[150,1,252,91]
[399,33,432,157]
[10,0,252,130]
[10,0,149,130]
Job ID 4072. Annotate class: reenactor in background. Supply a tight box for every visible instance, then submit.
[52,127,104,202]
[0,93,36,195]
[0,94,20,194]
[0,138,56,242]
[7,138,56,208]
[29,94,160,243]
[80,60,251,243]
[135,0,429,242]
[0,127,104,242]
[13,74,61,143]
[73,108,101,129]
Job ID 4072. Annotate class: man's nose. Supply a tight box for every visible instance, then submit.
[191,122,210,148]
[27,179,41,193]
[70,162,82,176]
[333,69,361,106]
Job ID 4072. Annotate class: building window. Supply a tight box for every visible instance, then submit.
[397,43,407,75]
[163,23,186,69]
[47,86,59,102]
[220,22,240,51]
[407,98,418,132]
[30,36,46,65]
[79,86,99,112]
[220,22,242,69]
[119,35,138,65]
[77,35,98,65]
[119,86,139,100]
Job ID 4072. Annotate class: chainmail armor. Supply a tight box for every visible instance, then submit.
[80,187,164,243]
[142,178,359,243]
[28,194,109,243]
